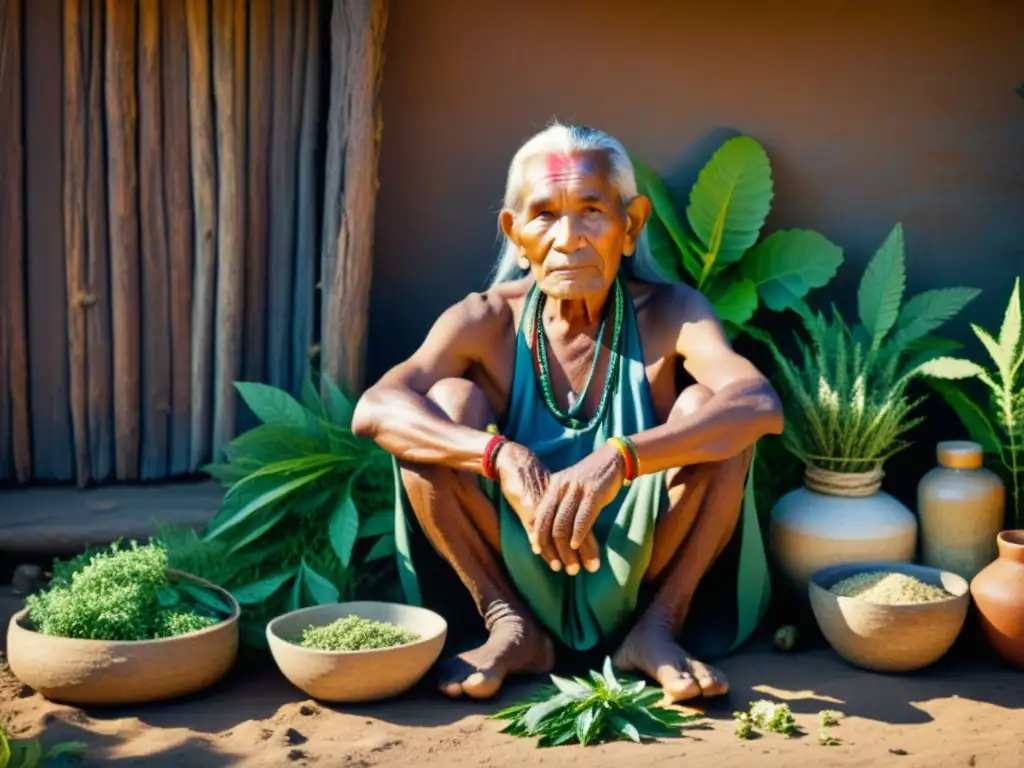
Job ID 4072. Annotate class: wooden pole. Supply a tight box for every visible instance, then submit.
[321,0,388,395]
[185,0,217,470]
[139,0,172,479]
[105,0,141,480]
[210,0,246,457]
[85,0,113,482]
[163,0,193,476]
[244,0,271,390]
[63,0,91,486]
[0,0,31,482]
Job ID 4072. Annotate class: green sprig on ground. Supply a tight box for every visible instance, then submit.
[492,657,702,747]
[296,616,419,652]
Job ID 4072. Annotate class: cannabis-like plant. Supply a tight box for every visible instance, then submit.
[159,371,397,648]
[491,657,701,747]
[919,278,1024,527]
[633,136,844,335]
[759,223,979,473]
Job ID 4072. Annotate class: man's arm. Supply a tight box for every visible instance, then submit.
[351,292,510,473]
[626,286,783,474]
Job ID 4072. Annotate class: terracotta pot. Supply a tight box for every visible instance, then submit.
[809,562,970,673]
[970,530,1024,668]
[267,601,447,703]
[918,441,1005,581]
[6,570,240,705]
[770,468,918,595]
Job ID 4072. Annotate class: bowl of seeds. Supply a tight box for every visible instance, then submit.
[266,601,447,702]
[809,562,969,673]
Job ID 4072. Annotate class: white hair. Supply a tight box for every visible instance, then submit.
[488,122,672,287]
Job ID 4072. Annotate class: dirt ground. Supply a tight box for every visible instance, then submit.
[3,589,1023,768]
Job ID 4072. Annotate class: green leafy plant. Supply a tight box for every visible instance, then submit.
[491,657,701,747]
[918,278,1024,527]
[632,136,844,333]
[296,615,419,652]
[759,223,979,473]
[26,542,231,642]
[0,727,85,768]
[159,371,397,648]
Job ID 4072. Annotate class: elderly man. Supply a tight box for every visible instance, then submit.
[352,123,782,702]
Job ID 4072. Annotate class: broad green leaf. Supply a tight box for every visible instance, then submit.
[179,583,234,615]
[44,741,88,759]
[925,379,1004,458]
[226,454,342,492]
[891,287,980,350]
[0,728,11,766]
[998,277,1022,365]
[857,223,906,348]
[915,356,987,380]
[234,381,311,429]
[686,135,773,284]
[549,674,590,699]
[522,693,574,733]
[641,215,685,283]
[228,507,289,554]
[8,737,43,767]
[204,467,332,540]
[630,154,702,281]
[202,460,253,487]
[364,534,396,562]
[972,324,1011,377]
[231,570,297,605]
[324,378,355,427]
[601,656,620,691]
[608,713,642,743]
[705,276,759,327]
[357,510,394,539]
[157,587,180,608]
[574,707,600,746]
[741,229,843,312]
[224,424,325,464]
[288,569,304,611]
[301,369,326,418]
[302,560,340,605]
[328,493,360,567]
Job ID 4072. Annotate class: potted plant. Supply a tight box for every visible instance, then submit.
[760,223,979,594]
[6,542,240,705]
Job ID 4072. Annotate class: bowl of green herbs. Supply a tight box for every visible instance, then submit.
[266,601,446,702]
[7,542,239,705]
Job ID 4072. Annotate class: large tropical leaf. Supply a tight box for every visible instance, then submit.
[302,559,340,605]
[857,223,906,349]
[328,492,361,567]
[235,382,312,429]
[231,570,297,605]
[890,287,981,351]
[740,229,843,312]
[686,136,773,284]
[704,276,759,327]
[631,155,702,281]
[324,378,355,427]
[227,507,290,553]
[203,467,332,541]
[224,423,326,464]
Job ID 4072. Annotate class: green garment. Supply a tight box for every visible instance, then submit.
[392,285,771,659]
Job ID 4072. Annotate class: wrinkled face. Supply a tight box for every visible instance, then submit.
[500,150,650,300]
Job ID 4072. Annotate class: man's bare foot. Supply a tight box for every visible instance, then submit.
[612,616,729,702]
[436,614,555,699]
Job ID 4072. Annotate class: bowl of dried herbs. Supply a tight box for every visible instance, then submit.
[809,562,969,672]
[7,542,239,705]
[266,601,446,702]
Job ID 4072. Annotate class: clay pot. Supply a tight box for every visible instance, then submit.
[267,601,447,703]
[809,562,970,673]
[918,441,1005,581]
[6,570,240,705]
[770,467,918,595]
[970,530,1024,668]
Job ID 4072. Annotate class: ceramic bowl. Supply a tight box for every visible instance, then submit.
[809,562,969,673]
[266,601,447,702]
[6,570,240,705]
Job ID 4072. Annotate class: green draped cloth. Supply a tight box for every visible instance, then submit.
[392,286,771,660]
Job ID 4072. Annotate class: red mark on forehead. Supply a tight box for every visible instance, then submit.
[543,152,596,181]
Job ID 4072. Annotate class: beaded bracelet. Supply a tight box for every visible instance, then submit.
[482,426,508,481]
[607,436,639,486]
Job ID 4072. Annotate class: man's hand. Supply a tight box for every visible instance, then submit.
[494,442,551,553]
[532,444,623,576]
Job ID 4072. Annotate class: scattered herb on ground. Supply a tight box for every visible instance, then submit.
[492,657,702,747]
[1,724,86,767]
[818,709,843,745]
[734,701,845,746]
[296,616,419,651]
[829,572,953,604]
[27,542,232,642]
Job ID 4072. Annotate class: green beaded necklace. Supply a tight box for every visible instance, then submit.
[530,278,625,430]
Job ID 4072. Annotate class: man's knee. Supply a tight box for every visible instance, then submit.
[426,378,494,428]
[671,383,714,420]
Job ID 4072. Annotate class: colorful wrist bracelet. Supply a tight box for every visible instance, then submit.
[607,436,639,486]
[482,432,508,481]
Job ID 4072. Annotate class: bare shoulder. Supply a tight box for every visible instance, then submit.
[632,280,723,333]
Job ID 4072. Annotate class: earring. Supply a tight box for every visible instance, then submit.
[517,257,529,269]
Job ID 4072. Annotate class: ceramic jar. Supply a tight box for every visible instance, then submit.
[970,530,1024,668]
[918,441,1005,581]
[769,466,918,595]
